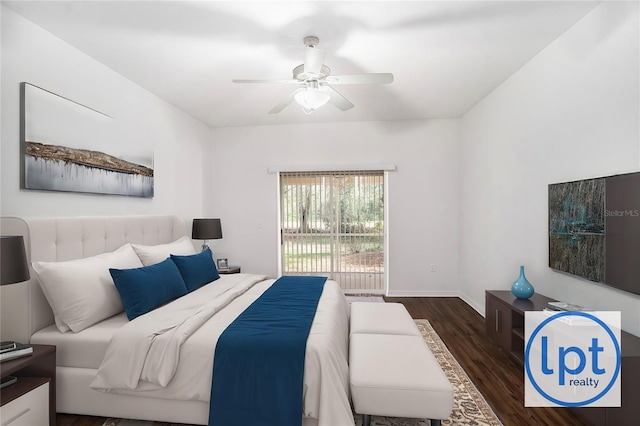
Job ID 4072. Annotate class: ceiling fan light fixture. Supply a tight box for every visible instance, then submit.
[294,85,330,113]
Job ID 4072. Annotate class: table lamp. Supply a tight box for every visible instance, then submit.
[1,235,31,385]
[1,236,30,286]
[191,219,223,251]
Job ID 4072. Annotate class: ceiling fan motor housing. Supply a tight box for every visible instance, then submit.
[293,64,331,81]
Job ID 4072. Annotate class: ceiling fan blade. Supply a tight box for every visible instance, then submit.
[233,79,298,84]
[268,89,301,114]
[303,47,325,77]
[325,73,394,85]
[325,86,354,111]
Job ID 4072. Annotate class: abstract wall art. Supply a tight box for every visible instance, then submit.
[548,177,605,283]
[20,82,154,197]
[549,172,640,295]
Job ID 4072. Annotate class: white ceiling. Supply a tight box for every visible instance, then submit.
[3,1,601,128]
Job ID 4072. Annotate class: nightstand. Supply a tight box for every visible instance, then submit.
[0,344,56,426]
[218,266,241,274]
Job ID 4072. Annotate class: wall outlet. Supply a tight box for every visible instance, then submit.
[430,264,436,272]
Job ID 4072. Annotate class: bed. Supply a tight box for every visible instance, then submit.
[0,215,353,426]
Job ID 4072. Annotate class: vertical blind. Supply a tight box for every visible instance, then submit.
[280,170,385,293]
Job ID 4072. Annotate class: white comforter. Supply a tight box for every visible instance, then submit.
[91,274,354,426]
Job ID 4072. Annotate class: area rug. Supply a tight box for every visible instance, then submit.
[409,320,503,426]
[345,295,385,303]
[103,320,502,426]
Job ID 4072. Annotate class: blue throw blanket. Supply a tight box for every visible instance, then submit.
[208,276,327,426]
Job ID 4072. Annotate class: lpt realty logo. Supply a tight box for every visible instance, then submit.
[524,311,621,407]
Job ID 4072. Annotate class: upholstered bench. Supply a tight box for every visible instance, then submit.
[350,302,421,336]
[350,334,454,426]
[349,302,454,426]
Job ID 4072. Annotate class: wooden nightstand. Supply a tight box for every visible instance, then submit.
[218,266,241,274]
[0,344,56,425]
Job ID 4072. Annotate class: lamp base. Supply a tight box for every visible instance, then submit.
[201,241,210,252]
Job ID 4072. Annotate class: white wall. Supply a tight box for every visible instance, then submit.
[205,120,460,296]
[4,1,638,333]
[0,6,208,220]
[460,1,640,336]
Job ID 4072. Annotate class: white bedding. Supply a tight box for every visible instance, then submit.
[91,274,354,426]
[31,313,127,369]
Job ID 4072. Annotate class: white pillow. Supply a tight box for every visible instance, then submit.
[32,244,143,333]
[131,236,197,266]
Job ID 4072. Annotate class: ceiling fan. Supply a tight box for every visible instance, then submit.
[232,36,394,114]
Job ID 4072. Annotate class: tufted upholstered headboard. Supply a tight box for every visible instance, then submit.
[0,215,187,343]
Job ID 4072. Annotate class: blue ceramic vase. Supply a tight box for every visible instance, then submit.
[511,265,534,299]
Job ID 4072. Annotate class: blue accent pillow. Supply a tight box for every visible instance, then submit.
[170,248,219,292]
[110,258,188,321]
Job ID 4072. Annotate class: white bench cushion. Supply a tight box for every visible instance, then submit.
[350,333,454,420]
[350,302,421,336]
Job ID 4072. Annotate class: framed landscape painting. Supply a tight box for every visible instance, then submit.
[20,82,154,197]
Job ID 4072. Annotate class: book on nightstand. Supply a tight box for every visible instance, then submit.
[547,301,589,311]
[0,341,33,362]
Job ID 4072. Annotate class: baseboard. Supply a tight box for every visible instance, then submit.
[459,292,485,317]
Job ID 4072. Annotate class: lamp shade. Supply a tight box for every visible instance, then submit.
[1,236,30,285]
[192,219,223,240]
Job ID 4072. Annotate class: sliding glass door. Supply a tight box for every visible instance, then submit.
[279,170,385,293]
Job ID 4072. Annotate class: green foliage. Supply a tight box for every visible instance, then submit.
[282,178,384,234]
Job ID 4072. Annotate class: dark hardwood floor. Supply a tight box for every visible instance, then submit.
[57,297,587,426]
[385,297,587,426]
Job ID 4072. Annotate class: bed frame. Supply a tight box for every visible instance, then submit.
[0,215,215,424]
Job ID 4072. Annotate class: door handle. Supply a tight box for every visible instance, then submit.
[4,408,30,425]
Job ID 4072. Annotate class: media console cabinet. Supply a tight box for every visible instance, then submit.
[485,290,640,426]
